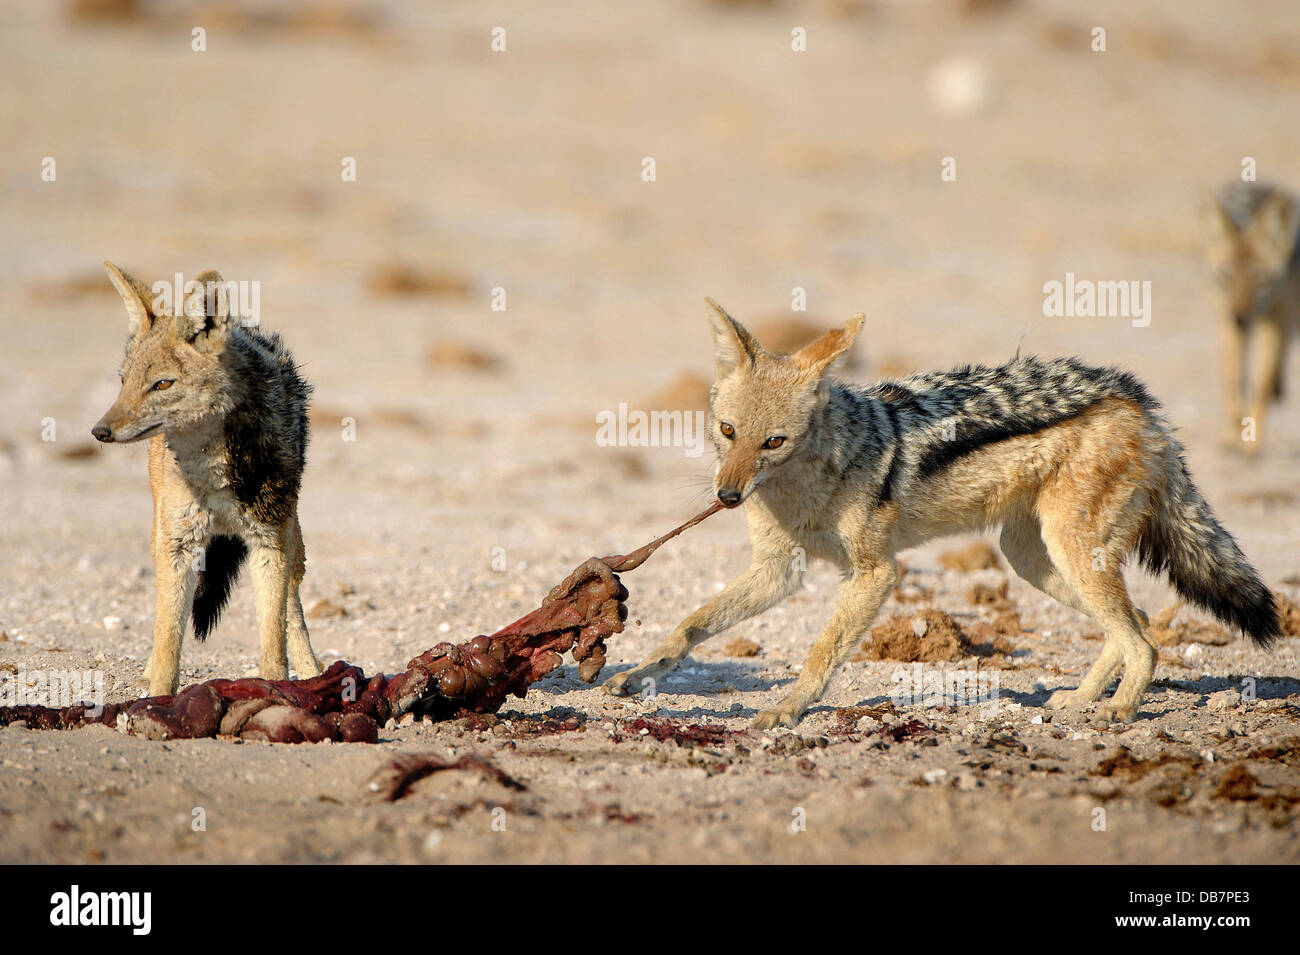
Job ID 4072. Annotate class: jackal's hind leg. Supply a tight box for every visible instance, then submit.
[1000,513,1125,711]
[1039,505,1155,723]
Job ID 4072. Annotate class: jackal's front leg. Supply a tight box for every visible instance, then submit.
[753,560,897,729]
[1243,313,1288,453]
[247,536,291,681]
[146,546,199,696]
[604,549,803,699]
[283,515,322,679]
[1218,314,1246,448]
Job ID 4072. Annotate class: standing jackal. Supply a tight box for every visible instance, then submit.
[606,300,1281,727]
[92,262,322,696]
[1205,181,1300,451]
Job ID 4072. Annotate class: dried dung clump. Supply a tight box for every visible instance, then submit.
[967,579,1014,611]
[892,561,933,603]
[644,372,711,412]
[306,598,348,620]
[939,541,1002,572]
[427,341,503,373]
[990,610,1023,636]
[1146,602,1233,646]
[368,264,472,299]
[1214,763,1261,802]
[853,608,1009,662]
[720,637,760,658]
[1275,591,1300,637]
[1091,746,1198,780]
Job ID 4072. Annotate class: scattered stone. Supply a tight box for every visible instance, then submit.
[1206,689,1241,712]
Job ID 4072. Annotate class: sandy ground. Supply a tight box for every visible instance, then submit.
[1,0,1299,864]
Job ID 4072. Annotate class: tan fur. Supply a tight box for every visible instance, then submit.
[95,262,321,695]
[604,303,1225,728]
[1205,186,1300,451]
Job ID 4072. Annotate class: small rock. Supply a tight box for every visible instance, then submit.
[1207,689,1241,712]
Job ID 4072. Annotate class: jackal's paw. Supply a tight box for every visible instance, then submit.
[751,707,801,730]
[146,679,179,697]
[292,656,324,679]
[1094,702,1138,724]
[604,669,660,698]
[603,671,633,696]
[1046,689,1080,711]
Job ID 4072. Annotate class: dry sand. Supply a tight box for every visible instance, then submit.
[1,0,1298,863]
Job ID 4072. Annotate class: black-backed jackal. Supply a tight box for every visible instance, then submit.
[606,300,1281,727]
[92,262,322,696]
[1205,180,1300,451]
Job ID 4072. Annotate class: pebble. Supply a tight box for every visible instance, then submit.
[1207,689,1240,712]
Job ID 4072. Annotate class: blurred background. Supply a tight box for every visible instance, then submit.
[1,0,1298,671]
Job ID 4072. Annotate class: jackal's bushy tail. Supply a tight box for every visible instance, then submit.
[192,535,248,641]
[1138,458,1281,647]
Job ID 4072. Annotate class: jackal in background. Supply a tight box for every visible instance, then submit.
[606,300,1281,727]
[1205,180,1300,451]
[92,262,322,695]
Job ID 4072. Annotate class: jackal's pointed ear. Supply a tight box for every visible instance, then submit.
[177,269,232,350]
[1201,190,1238,241]
[104,261,155,338]
[705,298,766,379]
[793,313,865,380]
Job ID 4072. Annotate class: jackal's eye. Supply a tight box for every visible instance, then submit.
[719,422,735,440]
[151,379,175,392]
[763,436,785,450]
